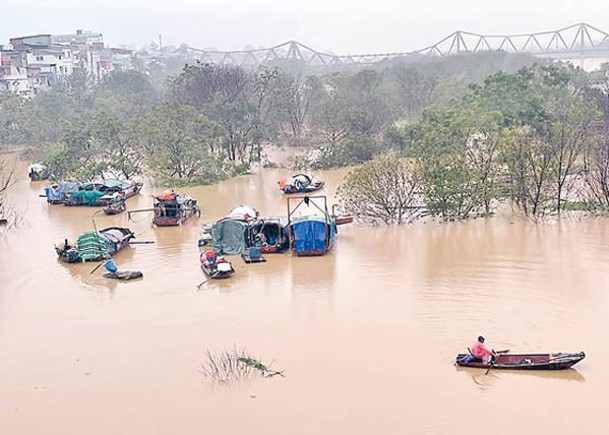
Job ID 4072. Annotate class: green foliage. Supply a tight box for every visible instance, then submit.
[141,102,226,185]
[337,157,424,224]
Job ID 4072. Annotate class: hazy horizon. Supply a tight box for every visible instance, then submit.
[2,0,609,54]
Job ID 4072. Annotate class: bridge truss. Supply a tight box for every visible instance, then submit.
[186,23,609,67]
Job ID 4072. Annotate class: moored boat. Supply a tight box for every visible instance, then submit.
[55,227,135,263]
[44,179,142,206]
[205,205,289,255]
[200,250,235,279]
[103,197,126,215]
[278,174,324,194]
[455,352,585,370]
[287,195,336,256]
[28,163,48,181]
[153,192,200,226]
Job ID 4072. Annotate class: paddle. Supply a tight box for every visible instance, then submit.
[485,349,509,375]
[129,241,155,245]
[90,262,105,275]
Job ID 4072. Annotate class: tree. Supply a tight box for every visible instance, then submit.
[337,157,423,225]
[140,103,223,184]
[91,110,143,179]
[0,157,23,231]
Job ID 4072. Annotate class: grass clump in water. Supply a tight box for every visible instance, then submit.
[200,347,284,383]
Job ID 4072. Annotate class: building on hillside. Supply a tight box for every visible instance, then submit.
[0,49,29,94]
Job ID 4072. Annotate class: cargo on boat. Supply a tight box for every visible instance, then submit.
[55,227,135,263]
[204,205,289,255]
[44,179,142,206]
[278,174,324,194]
[128,191,200,227]
[28,163,48,181]
[103,195,126,215]
[200,250,235,279]
[455,352,585,370]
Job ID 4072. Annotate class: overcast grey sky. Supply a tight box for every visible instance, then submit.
[2,0,608,54]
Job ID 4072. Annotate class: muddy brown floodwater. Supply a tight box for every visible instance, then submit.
[1,162,609,434]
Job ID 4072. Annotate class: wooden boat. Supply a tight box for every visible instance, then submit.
[200,250,235,279]
[279,174,325,194]
[103,198,126,215]
[335,215,354,226]
[28,163,48,181]
[55,227,135,263]
[153,192,200,226]
[455,352,585,370]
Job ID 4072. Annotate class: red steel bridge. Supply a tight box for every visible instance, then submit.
[186,23,609,67]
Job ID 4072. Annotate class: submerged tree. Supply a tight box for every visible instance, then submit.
[337,157,424,225]
[140,102,224,184]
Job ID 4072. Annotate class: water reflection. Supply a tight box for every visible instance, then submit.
[455,366,586,388]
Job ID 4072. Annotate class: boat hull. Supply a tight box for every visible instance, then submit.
[282,181,325,195]
[55,227,135,263]
[200,263,234,279]
[455,352,585,370]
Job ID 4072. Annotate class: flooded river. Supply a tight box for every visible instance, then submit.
[1,163,609,434]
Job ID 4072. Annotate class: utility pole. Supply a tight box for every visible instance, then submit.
[158,34,163,53]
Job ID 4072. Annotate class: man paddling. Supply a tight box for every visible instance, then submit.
[471,336,495,363]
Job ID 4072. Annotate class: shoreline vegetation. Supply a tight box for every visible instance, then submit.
[3,51,609,225]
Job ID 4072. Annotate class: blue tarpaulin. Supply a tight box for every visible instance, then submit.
[291,216,335,255]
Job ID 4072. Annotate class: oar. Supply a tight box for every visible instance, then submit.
[196,279,208,290]
[485,352,503,375]
[130,241,155,245]
[90,262,105,275]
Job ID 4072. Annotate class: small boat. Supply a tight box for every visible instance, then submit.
[55,227,135,263]
[455,352,585,370]
[278,174,325,194]
[28,163,48,181]
[103,197,126,215]
[200,250,235,279]
[103,270,143,280]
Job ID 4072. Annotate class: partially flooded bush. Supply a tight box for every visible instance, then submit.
[200,347,284,383]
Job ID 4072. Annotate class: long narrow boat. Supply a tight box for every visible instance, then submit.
[455,352,585,370]
[55,227,135,263]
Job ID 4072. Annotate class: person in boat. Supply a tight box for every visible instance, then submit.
[203,250,217,267]
[471,336,496,363]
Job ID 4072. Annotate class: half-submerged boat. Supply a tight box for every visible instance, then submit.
[287,195,336,256]
[200,250,235,279]
[278,174,325,194]
[55,227,135,263]
[455,352,585,370]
